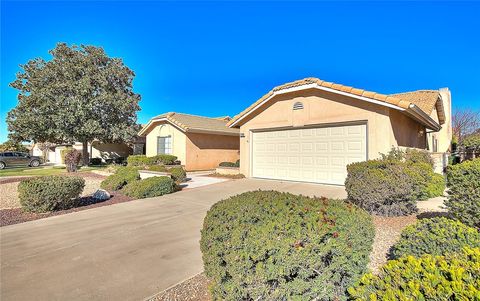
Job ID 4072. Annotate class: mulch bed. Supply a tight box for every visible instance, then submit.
[0,172,133,227]
[0,192,132,227]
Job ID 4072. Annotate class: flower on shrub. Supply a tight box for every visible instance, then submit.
[200,191,375,301]
[348,247,480,300]
[391,217,480,259]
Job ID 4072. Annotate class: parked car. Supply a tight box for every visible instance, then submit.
[0,152,43,169]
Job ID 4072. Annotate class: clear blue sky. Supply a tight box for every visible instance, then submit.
[1,1,479,142]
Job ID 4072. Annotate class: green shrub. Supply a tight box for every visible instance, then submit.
[169,166,186,183]
[146,165,168,172]
[100,166,140,191]
[381,147,434,167]
[425,173,445,198]
[348,247,480,300]
[18,176,85,212]
[345,160,418,216]
[127,154,178,167]
[235,159,240,167]
[89,157,102,165]
[391,217,480,259]
[200,191,375,300]
[445,159,480,228]
[123,176,175,199]
[218,161,237,167]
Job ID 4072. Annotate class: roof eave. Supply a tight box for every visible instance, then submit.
[406,104,441,131]
[186,128,239,136]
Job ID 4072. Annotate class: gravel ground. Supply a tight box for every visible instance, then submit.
[149,273,210,301]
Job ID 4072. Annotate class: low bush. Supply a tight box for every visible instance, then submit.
[218,161,237,167]
[381,147,434,167]
[200,191,375,300]
[425,173,445,198]
[445,158,480,228]
[391,217,480,259]
[127,154,178,167]
[146,165,168,172]
[345,160,418,216]
[18,176,85,212]
[348,247,480,300]
[235,159,240,167]
[89,157,102,165]
[123,176,175,199]
[169,166,186,183]
[100,166,140,191]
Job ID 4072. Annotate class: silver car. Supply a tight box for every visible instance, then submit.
[0,152,43,169]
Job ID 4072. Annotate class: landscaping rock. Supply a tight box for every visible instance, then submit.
[92,189,111,201]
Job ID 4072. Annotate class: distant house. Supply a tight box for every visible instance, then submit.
[227,77,452,185]
[31,141,134,165]
[138,112,239,170]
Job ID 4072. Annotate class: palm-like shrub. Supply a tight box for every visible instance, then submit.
[391,217,480,259]
[200,191,374,301]
[348,248,480,300]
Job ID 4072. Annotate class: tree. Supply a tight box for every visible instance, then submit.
[7,43,141,165]
[452,108,480,144]
[0,140,29,153]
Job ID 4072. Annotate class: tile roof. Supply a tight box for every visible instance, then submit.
[389,90,440,115]
[227,77,441,128]
[140,112,238,136]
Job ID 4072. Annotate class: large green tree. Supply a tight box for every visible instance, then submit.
[7,43,141,165]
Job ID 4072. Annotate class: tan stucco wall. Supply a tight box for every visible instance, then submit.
[144,122,187,165]
[185,133,240,171]
[90,142,132,160]
[237,89,427,177]
[427,88,452,153]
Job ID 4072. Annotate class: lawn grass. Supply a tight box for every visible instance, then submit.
[0,165,106,177]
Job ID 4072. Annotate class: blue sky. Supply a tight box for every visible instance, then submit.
[1,1,479,142]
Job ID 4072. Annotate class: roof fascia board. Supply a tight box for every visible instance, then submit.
[138,118,186,136]
[186,128,239,136]
[407,104,441,131]
[229,83,406,128]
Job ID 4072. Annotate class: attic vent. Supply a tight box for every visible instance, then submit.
[293,102,304,110]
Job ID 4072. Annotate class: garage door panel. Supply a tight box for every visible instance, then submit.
[252,124,367,185]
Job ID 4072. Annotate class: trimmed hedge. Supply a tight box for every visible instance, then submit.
[391,217,480,259]
[127,154,177,167]
[345,160,418,216]
[445,158,480,228]
[123,176,176,199]
[348,247,480,300]
[18,176,85,212]
[100,166,140,191]
[425,173,445,198]
[169,166,186,183]
[381,147,434,167]
[200,191,375,300]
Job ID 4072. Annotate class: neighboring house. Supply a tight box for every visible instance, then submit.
[227,77,452,185]
[138,112,239,170]
[31,141,133,164]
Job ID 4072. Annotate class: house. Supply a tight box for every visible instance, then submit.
[31,141,134,164]
[227,77,452,185]
[138,112,240,170]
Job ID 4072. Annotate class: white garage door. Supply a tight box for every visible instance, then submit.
[252,124,367,185]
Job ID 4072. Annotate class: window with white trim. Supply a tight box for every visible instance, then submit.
[157,136,172,154]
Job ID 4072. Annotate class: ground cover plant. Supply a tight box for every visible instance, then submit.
[445,158,480,228]
[200,190,375,301]
[390,217,480,259]
[18,175,85,212]
[348,247,480,300]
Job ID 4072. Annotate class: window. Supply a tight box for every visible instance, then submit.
[3,152,13,157]
[293,102,304,110]
[157,136,172,154]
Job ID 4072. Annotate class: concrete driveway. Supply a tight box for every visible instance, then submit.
[0,178,346,301]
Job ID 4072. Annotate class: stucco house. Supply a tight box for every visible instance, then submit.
[138,112,239,170]
[227,77,452,185]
